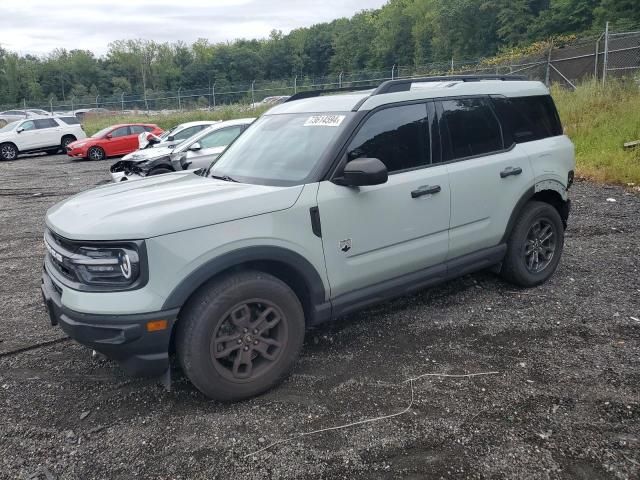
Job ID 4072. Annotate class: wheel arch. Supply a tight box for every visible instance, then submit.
[501,184,569,243]
[163,246,330,326]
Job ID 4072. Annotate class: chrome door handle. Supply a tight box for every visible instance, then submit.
[411,185,441,198]
[500,167,523,178]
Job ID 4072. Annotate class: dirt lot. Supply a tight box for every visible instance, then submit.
[0,153,638,479]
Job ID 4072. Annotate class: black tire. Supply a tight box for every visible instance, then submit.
[501,200,564,287]
[176,271,305,401]
[147,167,173,176]
[87,146,105,161]
[0,143,18,161]
[61,135,76,150]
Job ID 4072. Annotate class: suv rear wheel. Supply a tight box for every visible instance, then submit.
[501,200,564,287]
[176,271,305,401]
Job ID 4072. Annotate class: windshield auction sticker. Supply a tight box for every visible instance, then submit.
[304,115,346,127]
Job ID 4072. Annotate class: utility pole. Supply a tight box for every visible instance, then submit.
[602,21,610,86]
[294,75,297,94]
[391,64,396,80]
[545,40,554,86]
[95,95,99,109]
[178,87,182,111]
[121,92,125,112]
[141,54,149,112]
[212,83,216,111]
[338,72,343,88]
[49,98,53,114]
[250,80,255,108]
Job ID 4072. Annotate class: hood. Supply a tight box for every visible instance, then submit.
[68,138,96,149]
[122,145,173,162]
[46,172,303,241]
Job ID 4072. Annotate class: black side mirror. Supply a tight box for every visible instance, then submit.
[167,135,175,142]
[335,158,388,187]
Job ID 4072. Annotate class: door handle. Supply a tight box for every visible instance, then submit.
[500,166,523,178]
[411,185,441,198]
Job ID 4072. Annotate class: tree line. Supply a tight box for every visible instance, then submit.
[0,0,636,106]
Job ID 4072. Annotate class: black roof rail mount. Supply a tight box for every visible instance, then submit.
[284,85,377,103]
[372,74,528,95]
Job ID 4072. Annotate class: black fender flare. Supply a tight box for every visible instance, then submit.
[161,245,328,314]
[500,186,535,244]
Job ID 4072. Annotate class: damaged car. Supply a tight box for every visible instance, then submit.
[137,120,220,150]
[110,118,254,181]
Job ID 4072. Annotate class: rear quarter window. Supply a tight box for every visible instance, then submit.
[491,95,563,145]
[57,116,80,125]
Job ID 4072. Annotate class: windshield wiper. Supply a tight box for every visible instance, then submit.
[211,174,239,183]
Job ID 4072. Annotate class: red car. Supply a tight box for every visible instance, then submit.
[66,123,163,160]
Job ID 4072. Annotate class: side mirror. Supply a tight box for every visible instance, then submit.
[335,158,388,187]
[189,142,202,151]
[106,134,113,139]
[167,135,175,142]
[16,128,23,133]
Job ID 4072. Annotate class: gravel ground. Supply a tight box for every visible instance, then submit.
[0,153,639,479]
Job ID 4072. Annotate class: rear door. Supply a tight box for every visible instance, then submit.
[317,102,451,298]
[186,125,244,169]
[33,118,61,148]
[438,96,534,259]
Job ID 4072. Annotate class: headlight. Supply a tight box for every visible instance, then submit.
[44,230,147,291]
[74,246,141,286]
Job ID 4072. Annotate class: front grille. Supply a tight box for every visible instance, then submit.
[45,229,80,283]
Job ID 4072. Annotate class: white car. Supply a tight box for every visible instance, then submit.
[110,118,254,181]
[0,110,37,126]
[0,116,87,161]
[136,120,220,150]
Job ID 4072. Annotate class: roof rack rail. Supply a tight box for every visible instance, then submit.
[284,85,377,103]
[371,75,528,95]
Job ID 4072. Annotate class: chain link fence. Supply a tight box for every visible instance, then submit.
[3,24,639,116]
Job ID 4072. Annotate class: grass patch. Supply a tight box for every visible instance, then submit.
[553,79,640,185]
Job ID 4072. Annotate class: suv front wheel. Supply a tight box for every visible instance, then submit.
[176,271,305,401]
[501,200,565,287]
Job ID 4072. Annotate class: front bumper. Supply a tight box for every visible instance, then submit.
[110,171,145,182]
[41,268,179,377]
[66,146,87,159]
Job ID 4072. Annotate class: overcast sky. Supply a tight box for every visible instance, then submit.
[0,0,388,56]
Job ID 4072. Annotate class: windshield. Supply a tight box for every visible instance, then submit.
[91,127,112,138]
[208,113,349,185]
[0,121,18,133]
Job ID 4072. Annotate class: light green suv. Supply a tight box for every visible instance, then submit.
[42,75,575,401]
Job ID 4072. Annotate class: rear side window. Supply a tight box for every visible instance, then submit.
[34,118,58,129]
[58,116,80,125]
[130,125,146,134]
[491,95,562,145]
[439,97,503,160]
[143,125,155,132]
[347,103,430,173]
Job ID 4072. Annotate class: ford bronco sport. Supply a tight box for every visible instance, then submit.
[42,75,575,401]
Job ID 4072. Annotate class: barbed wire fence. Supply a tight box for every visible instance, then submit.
[3,23,639,116]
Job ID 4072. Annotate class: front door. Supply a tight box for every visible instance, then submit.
[16,120,39,150]
[106,126,133,156]
[317,102,450,299]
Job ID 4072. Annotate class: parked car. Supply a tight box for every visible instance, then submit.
[110,118,254,181]
[0,116,86,160]
[137,120,220,150]
[42,76,575,401]
[74,108,111,120]
[66,123,163,160]
[0,110,37,127]
[27,109,52,117]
